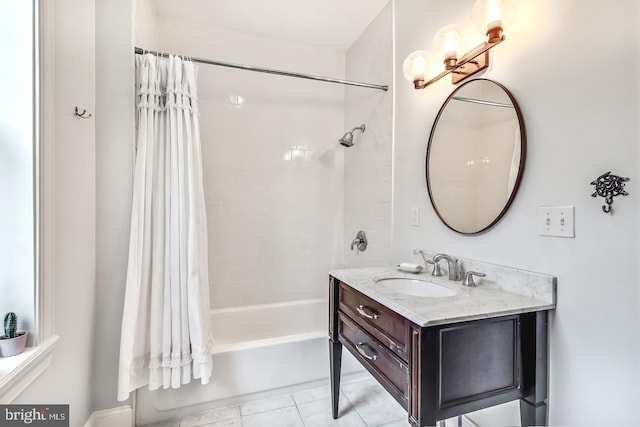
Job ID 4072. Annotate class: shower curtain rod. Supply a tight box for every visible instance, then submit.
[135,47,389,91]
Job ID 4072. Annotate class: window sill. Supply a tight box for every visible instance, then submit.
[0,335,59,403]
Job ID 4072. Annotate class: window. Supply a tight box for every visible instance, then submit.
[0,0,37,342]
[0,0,57,402]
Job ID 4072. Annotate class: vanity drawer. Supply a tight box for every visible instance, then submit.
[338,313,409,403]
[338,282,408,360]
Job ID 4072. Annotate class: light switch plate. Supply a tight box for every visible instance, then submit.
[538,206,575,238]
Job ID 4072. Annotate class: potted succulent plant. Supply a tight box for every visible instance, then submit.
[0,312,28,357]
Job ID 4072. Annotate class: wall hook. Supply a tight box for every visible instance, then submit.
[590,171,629,214]
[74,106,92,119]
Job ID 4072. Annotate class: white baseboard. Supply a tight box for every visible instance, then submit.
[84,406,133,427]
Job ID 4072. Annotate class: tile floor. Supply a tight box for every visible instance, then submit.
[140,376,414,427]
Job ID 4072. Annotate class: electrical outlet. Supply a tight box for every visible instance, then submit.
[538,206,575,238]
[411,207,420,226]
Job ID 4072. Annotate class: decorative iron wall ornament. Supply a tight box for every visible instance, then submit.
[590,171,629,214]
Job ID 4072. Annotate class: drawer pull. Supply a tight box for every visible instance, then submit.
[356,342,379,361]
[356,305,379,320]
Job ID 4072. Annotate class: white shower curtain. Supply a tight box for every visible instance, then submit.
[118,54,213,401]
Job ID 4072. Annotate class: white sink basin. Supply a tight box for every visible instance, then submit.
[375,277,456,298]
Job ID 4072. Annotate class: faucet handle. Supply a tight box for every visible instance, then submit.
[416,250,443,276]
[351,231,368,251]
[463,271,486,287]
[424,259,443,277]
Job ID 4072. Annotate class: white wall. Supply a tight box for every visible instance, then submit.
[92,0,135,412]
[137,15,346,308]
[393,0,640,424]
[344,2,394,268]
[13,1,97,426]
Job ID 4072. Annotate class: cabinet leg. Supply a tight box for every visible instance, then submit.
[330,339,342,419]
[520,311,548,426]
[520,400,547,427]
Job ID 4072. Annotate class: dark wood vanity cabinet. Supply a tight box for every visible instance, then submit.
[329,277,549,427]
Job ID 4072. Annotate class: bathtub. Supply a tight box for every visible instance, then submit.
[135,298,363,424]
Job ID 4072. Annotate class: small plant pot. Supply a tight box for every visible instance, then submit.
[0,332,28,357]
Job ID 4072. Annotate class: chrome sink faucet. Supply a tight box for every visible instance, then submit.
[433,254,462,281]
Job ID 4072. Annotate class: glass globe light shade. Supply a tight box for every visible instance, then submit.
[471,0,519,41]
[402,51,442,87]
[431,24,469,68]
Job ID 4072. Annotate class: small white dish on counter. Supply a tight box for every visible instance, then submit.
[396,263,423,273]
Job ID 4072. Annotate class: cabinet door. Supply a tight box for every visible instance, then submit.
[439,316,521,407]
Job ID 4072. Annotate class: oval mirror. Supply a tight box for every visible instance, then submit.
[426,79,525,234]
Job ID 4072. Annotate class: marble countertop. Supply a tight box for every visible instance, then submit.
[330,266,556,327]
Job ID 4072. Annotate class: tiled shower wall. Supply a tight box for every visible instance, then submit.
[343,3,394,268]
[138,16,346,308]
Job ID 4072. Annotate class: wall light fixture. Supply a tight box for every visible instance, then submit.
[403,0,518,89]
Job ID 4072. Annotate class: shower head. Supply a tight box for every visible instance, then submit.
[339,133,354,147]
[339,124,366,147]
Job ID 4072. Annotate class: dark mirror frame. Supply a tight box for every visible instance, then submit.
[426,78,526,234]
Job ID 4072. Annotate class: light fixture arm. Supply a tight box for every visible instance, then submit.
[413,35,505,89]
